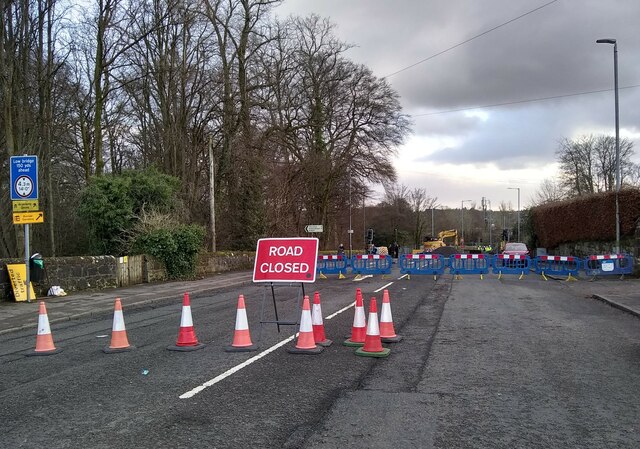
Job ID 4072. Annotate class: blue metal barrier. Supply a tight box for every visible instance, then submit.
[400,253,446,276]
[351,254,392,276]
[449,254,490,277]
[533,255,580,279]
[492,254,531,277]
[583,254,634,276]
[316,255,349,275]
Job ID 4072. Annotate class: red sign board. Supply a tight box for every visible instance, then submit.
[253,238,319,283]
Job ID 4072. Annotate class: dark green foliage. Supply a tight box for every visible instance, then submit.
[133,224,205,279]
[530,188,640,248]
[77,168,180,255]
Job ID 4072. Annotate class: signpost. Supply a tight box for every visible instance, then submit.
[253,237,319,336]
[304,224,323,233]
[9,155,40,303]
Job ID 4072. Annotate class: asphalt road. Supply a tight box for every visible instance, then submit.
[1,272,639,449]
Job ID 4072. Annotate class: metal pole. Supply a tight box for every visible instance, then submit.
[508,187,520,241]
[461,201,464,243]
[208,136,216,252]
[348,171,353,258]
[461,200,472,245]
[25,224,31,303]
[431,207,434,236]
[517,188,521,242]
[614,42,621,253]
[488,200,492,246]
[597,38,621,253]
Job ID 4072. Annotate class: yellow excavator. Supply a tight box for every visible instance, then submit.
[414,229,459,253]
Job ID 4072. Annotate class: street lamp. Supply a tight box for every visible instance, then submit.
[507,187,520,241]
[461,200,472,245]
[597,38,621,253]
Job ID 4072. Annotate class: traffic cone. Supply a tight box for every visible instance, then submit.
[225,294,257,352]
[343,288,367,347]
[168,292,205,351]
[288,295,323,354]
[27,301,62,356]
[380,289,402,343]
[311,291,332,347]
[355,298,390,358]
[103,298,135,353]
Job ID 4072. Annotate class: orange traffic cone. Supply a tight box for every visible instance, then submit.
[311,291,332,347]
[288,295,323,354]
[355,298,390,358]
[168,293,205,351]
[27,301,62,356]
[380,289,402,343]
[225,295,257,352]
[343,288,367,347]
[103,298,135,353]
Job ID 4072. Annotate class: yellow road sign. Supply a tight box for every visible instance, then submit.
[12,200,39,212]
[13,211,44,224]
[6,264,36,302]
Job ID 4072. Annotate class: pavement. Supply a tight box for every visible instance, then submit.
[1,270,639,337]
[0,271,254,336]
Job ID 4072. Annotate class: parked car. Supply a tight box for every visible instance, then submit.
[502,242,529,269]
[502,242,529,256]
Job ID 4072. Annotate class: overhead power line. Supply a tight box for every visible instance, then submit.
[383,0,559,79]
[410,84,640,117]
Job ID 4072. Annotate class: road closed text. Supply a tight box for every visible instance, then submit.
[259,261,310,274]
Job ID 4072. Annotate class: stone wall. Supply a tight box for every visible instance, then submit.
[196,252,254,276]
[0,253,255,301]
[0,256,118,300]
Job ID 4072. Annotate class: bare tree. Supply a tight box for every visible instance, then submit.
[530,178,566,206]
[259,15,410,247]
[557,134,635,197]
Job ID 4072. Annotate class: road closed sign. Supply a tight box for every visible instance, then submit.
[253,237,319,283]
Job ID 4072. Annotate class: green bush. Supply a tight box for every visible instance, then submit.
[133,224,206,279]
[77,168,180,255]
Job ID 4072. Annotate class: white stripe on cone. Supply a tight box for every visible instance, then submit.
[380,301,393,324]
[300,308,313,332]
[180,306,194,327]
[235,307,249,330]
[37,313,52,335]
[366,311,380,336]
[353,306,366,327]
[312,304,323,326]
[112,310,126,332]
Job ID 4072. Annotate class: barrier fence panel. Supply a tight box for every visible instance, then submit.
[533,255,580,278]
[351,254,392,275]
[492,255,531,276]
[449,254,490,276]
[316,255,349,275]
[583,254,634,276]
[400,254,446,276]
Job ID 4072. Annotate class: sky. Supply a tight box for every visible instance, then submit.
[274,0,640,210]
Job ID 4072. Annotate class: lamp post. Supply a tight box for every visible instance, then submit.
[507,187,520,241]
[348,170,353,258]
[461,200,472,245]
[597,38,621,253]
[487,199,493,246]
[431,203,440,237]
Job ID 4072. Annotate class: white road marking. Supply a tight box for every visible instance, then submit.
[375,282,394,293]
[180,335,295,399]
[180,296,361,399]
[325,302,356,320]
[397,274,409,280]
